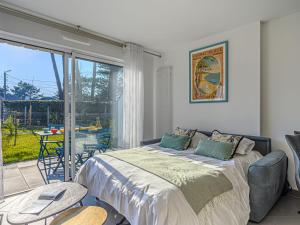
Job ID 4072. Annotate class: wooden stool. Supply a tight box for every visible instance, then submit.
[50,206,107,225]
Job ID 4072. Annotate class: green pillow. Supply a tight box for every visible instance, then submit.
[159,133,191,150]
[195,139,234,160]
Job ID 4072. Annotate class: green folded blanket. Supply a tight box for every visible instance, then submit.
[105,148,232,214]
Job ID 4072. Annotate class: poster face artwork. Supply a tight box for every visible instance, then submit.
[189,41,228,103]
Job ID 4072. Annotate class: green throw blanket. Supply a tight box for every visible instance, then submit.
[105,148,232,214]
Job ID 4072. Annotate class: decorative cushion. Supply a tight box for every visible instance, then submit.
[195,139,234,160]
[190,132,208,149]
[236,137,255,155]
[211,130,243,156]
[159,133,191,150]
[174,127,196,137]
[174,127,196,149]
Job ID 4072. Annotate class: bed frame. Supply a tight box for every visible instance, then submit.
[142,130,272,156]
[142,131,289,223]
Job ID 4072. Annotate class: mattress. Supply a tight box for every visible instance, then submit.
[75,145,262,225]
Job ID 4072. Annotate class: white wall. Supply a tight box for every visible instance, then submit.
[143,53,165,140]
[155,66,173,138]
[143,53,154,140]
[261,12,300,189]
[163,22,261,135]
[161,14,300,189]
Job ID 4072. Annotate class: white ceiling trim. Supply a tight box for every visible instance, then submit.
[0,2,162,57]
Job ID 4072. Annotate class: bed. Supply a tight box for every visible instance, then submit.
[75,131,286,225]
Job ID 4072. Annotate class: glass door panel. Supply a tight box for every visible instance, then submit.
[0,41,67,195]
[71,56,123,178]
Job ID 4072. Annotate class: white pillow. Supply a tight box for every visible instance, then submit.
[190,132,208,149]
[236,138,255,155]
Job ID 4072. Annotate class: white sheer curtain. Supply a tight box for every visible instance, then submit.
[122,43,144,148]
[0,101,3,203]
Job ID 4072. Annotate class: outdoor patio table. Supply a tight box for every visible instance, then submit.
[34,131,63,180]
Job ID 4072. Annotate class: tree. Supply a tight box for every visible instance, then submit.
[50,53,63,100]
[91,62,96,100]
[74,63,123,102]
[3,115,15,136]
[10,81,43,100]
[0,87,4,98]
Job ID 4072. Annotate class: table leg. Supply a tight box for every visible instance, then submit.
[40,136,53,176]
[45,136,52,176]
[53,154,63,174]
[38,136,49,183]
[37,136,44,165]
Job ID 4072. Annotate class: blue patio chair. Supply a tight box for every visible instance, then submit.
[96,132,111,152]
[53,128,111,173]
[48,123,64,129]
[53,147,65,173]
[83,128,111,154]
[53,146,93,173]
[99,128,111,134]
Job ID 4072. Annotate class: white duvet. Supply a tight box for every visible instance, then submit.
[75,145,262,225]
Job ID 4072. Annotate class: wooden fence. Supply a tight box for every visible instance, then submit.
[1,100,115,128]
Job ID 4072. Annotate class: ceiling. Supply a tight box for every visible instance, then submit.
[3,0,300,51]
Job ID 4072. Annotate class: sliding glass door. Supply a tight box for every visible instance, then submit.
[0,38,123,185]
[0,40,67,194]
[69,55,123,178]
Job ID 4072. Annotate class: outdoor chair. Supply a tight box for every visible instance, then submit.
[53,147,65,173]
[83,130,111,154]
[53,132,87,173]
[52,128,112,173]
[53,146,92,173]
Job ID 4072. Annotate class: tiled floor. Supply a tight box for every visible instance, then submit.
[247,191,300,225]
[0,189,300,225]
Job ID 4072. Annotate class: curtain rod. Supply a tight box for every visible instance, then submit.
[0,3,162,58]
[0,37,65,55]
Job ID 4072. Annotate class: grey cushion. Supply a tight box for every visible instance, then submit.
[248,150,287,222]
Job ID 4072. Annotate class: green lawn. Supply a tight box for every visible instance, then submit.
[2,128,63,164]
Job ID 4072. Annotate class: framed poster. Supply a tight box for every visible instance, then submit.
[189,41,228,103]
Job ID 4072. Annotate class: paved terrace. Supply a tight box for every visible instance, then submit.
[3,159,64,196]
[3,150,104,196]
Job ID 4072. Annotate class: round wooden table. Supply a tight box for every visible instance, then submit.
[7,182,87,225]
[50,206,107,225]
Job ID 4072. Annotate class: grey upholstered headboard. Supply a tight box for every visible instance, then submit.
[198,131,272,156]
[141,131,272,156]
